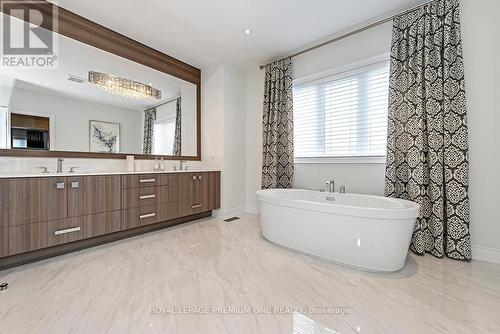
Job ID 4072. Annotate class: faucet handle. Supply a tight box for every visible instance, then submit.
[38,167,49,174]
[69,167,78,173]
[340,186,346,194]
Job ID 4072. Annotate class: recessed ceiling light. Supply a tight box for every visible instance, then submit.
[244,29,252,35]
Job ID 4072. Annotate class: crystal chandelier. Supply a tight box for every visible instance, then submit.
[88,71,161,100]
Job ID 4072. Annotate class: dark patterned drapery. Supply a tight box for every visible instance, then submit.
[261,58,294,189]
[142,108,156,154]
[385,0,471,260]
[173,97,182,156]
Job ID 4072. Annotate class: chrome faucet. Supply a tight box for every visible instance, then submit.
[325,180,335,193]
[56,158,64,173]
[179,160,187,170]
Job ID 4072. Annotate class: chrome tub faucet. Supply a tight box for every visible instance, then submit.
[325,180,335,193]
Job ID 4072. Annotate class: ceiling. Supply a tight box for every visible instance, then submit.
[51,0,428,69]
[0,14,193,110]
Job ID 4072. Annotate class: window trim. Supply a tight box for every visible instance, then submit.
[294,156,387,164]
[293,53,390,164]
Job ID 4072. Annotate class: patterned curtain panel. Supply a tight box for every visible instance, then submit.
[385,0,471,260]
[173,97,182,156]
[142,108,156,154]
[261,58,294,189]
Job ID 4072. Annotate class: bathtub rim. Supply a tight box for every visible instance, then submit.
[256,189,420,220]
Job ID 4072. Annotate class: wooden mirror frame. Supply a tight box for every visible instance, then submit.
[0,0,201,160]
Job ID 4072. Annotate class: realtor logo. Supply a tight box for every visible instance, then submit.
[1,0,58,68]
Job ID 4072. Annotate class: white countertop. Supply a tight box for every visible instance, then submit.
[0,169,220,179]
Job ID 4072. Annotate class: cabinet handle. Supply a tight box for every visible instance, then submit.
[55,226,80,235]
[139,194,156,200]
[198,175,202,180]
[191,204,202,209]
[192,175,197,181]
[56,182,65,189]
[139,213,156,219]
[139,179,156,183]
[71,181,80,188]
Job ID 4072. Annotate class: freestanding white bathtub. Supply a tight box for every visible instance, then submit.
[256,189,420,272]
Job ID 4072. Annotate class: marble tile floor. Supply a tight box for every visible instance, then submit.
[0,214,499,334]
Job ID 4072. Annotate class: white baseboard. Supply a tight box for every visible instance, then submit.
[245,205,259,214]
[213,205,247,219]
[472,245,500,264]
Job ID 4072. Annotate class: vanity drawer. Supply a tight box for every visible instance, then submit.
[0,228,5,257]
[121,185,169,209]
[121,174,168,188]
[121,204,171,230]
[1,225,29,257]
[28,211,121,250]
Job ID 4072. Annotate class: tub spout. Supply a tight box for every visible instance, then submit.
[325,180,335,193]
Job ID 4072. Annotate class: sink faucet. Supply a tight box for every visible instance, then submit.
[56,158,64,173]
[179,160,187,170]
[325,180,335,193]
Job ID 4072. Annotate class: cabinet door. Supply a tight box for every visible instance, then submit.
[0,178,30,228]
[191,173,210,214]
[67,175,121,217]
[29,177,67,223]
[207,172,221,210]
[169,173,193,218]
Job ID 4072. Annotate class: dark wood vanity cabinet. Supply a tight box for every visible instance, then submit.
[67,175,121,217]
[29,177,68,223]
[0,179,30,227]
[120,172,221,230]
[0,171,221,266]
[167,172,221,216]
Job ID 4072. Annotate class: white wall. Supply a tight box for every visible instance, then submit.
[8,87,143,153]
[244,0,500,260]
[245,69,264,212]
[460,0,500,258]
[201,63,225,170]
[201,61,247,215]
[222,63,246,213]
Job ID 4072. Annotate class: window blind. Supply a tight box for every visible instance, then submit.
[154,118,175,155]
[293,61,390,158]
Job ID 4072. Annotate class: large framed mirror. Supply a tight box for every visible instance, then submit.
[0,1,200,160]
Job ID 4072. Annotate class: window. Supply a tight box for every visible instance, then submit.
[153,100,177,155]
[293,60,389,162]
[153,118,175,155]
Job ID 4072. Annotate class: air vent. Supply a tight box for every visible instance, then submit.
[224,217,240,222]
[67,75,85,84]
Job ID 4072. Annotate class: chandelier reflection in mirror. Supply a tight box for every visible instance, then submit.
[88,71,162,100]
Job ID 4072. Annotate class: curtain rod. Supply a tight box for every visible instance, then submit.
[148,95,180,110]
[259,0,435,70]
